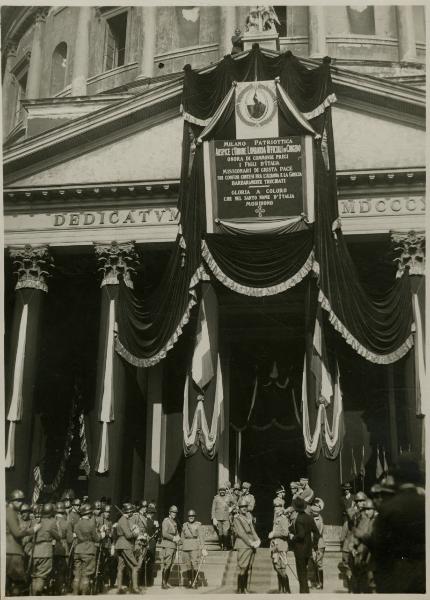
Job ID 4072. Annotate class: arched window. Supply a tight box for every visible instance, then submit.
[50,42,68,96]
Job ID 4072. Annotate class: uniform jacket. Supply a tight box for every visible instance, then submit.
[33,517,61,558]
[74,516,99,555]
[270,514,290,552]
[21,517,36,556]
[313,514,326,549]
[233,514,259,549]
[67,510,80,530]
[211,495,231,521]
[130,512,148,535]
[161,517,180,549]
[297,485,315,505]
[115,515,137,551]
[181,521,205,551]
[146,515,159,553]
[6,506,33,555]
[241,493,256,512]
[54,516,73,556]
[291,512,320,558]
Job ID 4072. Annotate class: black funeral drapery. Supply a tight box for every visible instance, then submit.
[182,47,335,132]
[116,47,413,368]
[203,226,313,292]
[313,111,414,362]
[115,126,207,367]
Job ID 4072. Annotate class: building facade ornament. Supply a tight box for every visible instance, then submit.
[94,241,138,288]
[391,230,425,278]
[9,244,52,292]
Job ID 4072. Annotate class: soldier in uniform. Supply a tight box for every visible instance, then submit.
[212,486,233,550]
[53,501,73,595]
[115,503,140,594]
[297,477,315,511]
[19,503,34,572]
[161,505,181,589]
[233,498,261,593]
[351,498,377,593]
[131,500,150,587]
[241,482,256,514]
[68,498,81,530]
[145,502,159,587]
[31,503,61,595]
[72,502,100,595]
[309,498,325,589]
[268,506,291,593]
[273,487,286,520]
[7,490,40,596]
[339,483,357,591]
[181,509,208,588]
[289,482,300,506]
[98,504,116,590]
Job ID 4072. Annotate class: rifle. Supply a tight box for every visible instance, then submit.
[66,537,77,591]
[26,515,41,577]
[191,552,206,589]
[92,545,102,595]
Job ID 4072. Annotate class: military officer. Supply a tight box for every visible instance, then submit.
[309,498,326,589]
[268,506,291,593]
[233,498,260,593]
[131,500,150,586]
[297,477,315,510]
[290,497,320,593]
[273,486,286,520]
[19,503,34,570]
[289,481,300,505]
[241,482,256,514]
[212,486,233,550]
[340,483,358,591]
[352,499,377,593]
[68,498,81,530]
[7,490,40,596]
[72,502,100,595]
[115,503,140,594]
[181,509,208,588]
[31,503,61,595]
[161,505,181,589]
[53,502,73,595]
[99,505,116,590]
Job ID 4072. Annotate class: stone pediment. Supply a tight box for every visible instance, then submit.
[3,57,425,189]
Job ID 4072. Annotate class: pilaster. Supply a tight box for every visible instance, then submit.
[397,6,417,62]
[308,6,327,58]
[140,7,156,78]
[71,6,92,96]
[26,9,48,99]
[2,41,17,138]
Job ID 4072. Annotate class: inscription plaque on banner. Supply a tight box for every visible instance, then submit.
[210,137,305,220]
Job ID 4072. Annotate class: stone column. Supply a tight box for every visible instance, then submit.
[140,6,156,78]
[5,245,53,497]
[71,6,92,96]
[391,230,425,464]
[88,241,138,504]
[397,6,417,62]
[2,41,17,138]
[308,6,327,58]
[26,10,47,99]
[219,6,236,57]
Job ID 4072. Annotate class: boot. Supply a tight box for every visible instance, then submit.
[277,573,282,592]
[236,574,242,594]
[282,575,291,593]
[131,568,140,593]
[80,577,90,595]
[243,572,249,594]
[162,568,171,589]
[72,577,80,595]
[116,567,125,594]
[316,570,323,590]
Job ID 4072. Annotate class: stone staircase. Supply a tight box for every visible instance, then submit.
[218,548,277,594]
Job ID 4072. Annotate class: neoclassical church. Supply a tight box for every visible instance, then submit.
[2,5,425,541]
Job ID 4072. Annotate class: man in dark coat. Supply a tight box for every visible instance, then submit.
[6,489,40,596]
[290,497,320,593]
[369,457,425,593]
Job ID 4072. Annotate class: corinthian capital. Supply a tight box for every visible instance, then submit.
[94,241,138,288]
[9,244,53,292]
[391,230,425,278]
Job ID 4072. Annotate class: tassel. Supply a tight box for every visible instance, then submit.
[5,303,29,468]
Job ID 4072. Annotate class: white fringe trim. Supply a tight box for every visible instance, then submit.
[303,93,337,120]
[202,240,314,297]
[114,264,209,368]
[181,106,211,127]
[318,288,414,364]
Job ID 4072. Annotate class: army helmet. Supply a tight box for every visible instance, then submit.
[169,505,178,514]
[242,482,251,490]
[72,498,81,507]
[188,509,196,517]
[20,503,31,514]
[42,503,55,517]
[93,501,102,510]
[355,491,367,502]
[9,489,25,502]
[80,503,93,516]
[238,498,248,508]
[233,483,241,491]
[122,503,135,514]
[361,499,375,511]
[56,502,66,514]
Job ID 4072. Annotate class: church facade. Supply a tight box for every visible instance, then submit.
[2,6,425,538]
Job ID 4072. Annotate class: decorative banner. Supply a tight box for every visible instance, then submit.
[412,291,425,415]
[235,80,279,139]
[191,295,214,390]
[5,302,29,468]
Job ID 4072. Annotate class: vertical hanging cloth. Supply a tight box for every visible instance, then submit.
[412,289,425,415]
[96,298,116,473]
[5,303,29,468]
